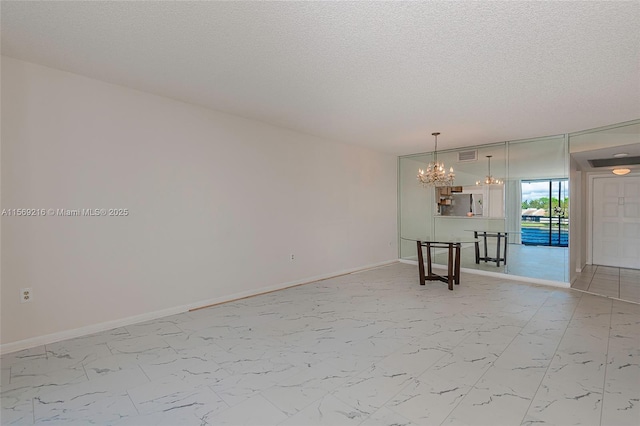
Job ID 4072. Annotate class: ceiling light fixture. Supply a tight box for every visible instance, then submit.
[476,155,503,185]
[612,168,631,175]
[417,132,455,187]
[613,153,629,158]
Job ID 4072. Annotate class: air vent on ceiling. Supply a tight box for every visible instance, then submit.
[588,156,640,168]
[458,150,477,162]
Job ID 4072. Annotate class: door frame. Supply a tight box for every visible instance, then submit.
[587,172,640,266]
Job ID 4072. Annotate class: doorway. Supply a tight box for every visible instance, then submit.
[592,175,640,268]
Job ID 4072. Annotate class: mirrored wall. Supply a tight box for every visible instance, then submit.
[568,120,640,302]
[399,135,569,283]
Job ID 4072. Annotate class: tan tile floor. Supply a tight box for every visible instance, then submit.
[572,265,640,303]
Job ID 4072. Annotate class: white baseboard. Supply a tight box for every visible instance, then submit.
[0,305,189,356]
[398,259,570,288]
[570,287,640,305]
[0,259,398,355]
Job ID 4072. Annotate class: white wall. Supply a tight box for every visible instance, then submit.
[0,57,398,349]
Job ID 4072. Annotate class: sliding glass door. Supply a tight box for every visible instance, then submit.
[521,179,569,247]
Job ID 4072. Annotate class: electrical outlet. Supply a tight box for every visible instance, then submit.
[20,288,33,303]
[290,253,295,261]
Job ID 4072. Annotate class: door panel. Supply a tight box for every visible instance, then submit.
[603,204,618,217]
[624,222,639,237]
[623,241,638,258]
[624,182,639,197]
[593,176,640,268]
[603,221,618,236]
[624,202,639,217]
[603,182,618,195]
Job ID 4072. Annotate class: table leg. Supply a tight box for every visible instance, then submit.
[426,242,433,278]
[416,241,425,285]
[474,232,480,264]
[496,234,502,267]
[504,234,508,265]
[454,243,461,285]
[447,243,454,291]
[483,232,488,263]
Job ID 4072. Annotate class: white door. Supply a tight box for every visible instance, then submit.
[592,176,640,268]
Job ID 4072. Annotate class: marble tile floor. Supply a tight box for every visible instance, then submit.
[572,265,640,304]
[1,262,639,425]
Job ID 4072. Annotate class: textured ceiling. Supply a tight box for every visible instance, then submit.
[2,1,639,155]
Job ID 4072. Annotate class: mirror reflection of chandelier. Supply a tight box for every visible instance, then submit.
[417,132,455,187]
[476,155,503,185]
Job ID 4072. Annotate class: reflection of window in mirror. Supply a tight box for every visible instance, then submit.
[521,179,569,247]
[506,136,568,283]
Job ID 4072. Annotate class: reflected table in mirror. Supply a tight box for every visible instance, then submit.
[466,230,520,267]
[404,237,478,291]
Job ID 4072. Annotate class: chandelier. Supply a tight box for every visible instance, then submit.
[417,132,455,187]
[476,155,503,185]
